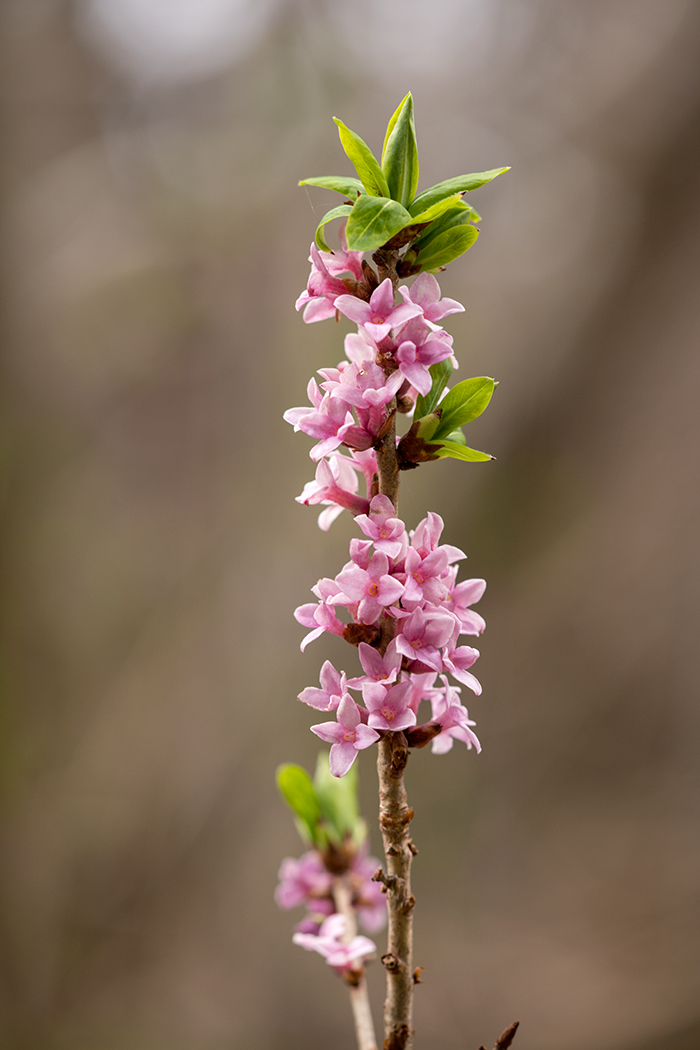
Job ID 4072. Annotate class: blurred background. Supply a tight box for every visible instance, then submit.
[1,1,699,1048]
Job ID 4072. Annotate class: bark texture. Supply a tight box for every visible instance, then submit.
[376,735,415,1050]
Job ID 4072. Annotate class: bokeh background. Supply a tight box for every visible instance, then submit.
[1,1,700,1048]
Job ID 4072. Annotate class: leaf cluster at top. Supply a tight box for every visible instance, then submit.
[300,93,509,271]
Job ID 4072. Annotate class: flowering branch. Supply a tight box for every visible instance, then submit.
[277,93,511,1050]
[277,758,385,1047]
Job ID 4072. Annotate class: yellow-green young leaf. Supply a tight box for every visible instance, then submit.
[276,764,322,844]
[382,93,419,207]
[314,204,354,252]
[445,427,467,445]
[415,359,454,418]
[333,118,390,197]
[431,376,496,439]
[415,225,479,272]
[382,93,411,163]
[314,753,360,842]
[300,175,365,198]
[434,441,494,462]
[409,167,510,215]
[409,193,464,225]
[415,411,441,442]
[411,202,473,251]
[345,195,413,251]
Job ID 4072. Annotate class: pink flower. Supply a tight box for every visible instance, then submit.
[404,671,440,715]
[442,572,487,634]
[334,278,422,341]
[394,607,456,671]
[295,244,350,323]
[298,660,347,711]
[321,359,404,410]
[347,537,374,571]
[402,546,451,605]
[311,694,380,777]
[441,645,482,694]
[362,679,416,732]
[275,851,333,910]
[398,272,465,328]
[346,639,402,689]
[334,550,405,624]
[394,339,454,397]
[391,317,455,396]
[343,329,379,367]
[296,456,370,529]
[429,677,481,754]
[410,511,465,564]
[294,589,345,651]
[283,392,357,462]
[283,376,323,426]
[295,291,339,324]
[324,227,364,281]
[346,447,379,495]
[293,913,376,971]
[294,909,333,935]
[354,495,407,559]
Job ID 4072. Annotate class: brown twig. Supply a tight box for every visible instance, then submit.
[377,730,415,1050]
[477,1021,520,1050]
[374,398,400,511]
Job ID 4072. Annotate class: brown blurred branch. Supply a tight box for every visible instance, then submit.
[478,1020,520,1050]
[333,876,378,1050]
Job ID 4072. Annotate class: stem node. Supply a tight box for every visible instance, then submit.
[380,953,403,974]
[383,1022,413,1050]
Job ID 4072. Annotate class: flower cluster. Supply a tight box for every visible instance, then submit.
[286,234,485,778]
[285,246,465,527]
[294,498,483,775]
[276,843,386,935]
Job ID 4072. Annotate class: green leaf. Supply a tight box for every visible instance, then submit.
[445,427,467,445]
[314,753,360,842]
[314,204,354,252]
[431,376,496,439]
[409,167,510,215]
[299,175,365,198]
[382,93,419,207]
[333,118,390,197]
[345,195,413,251]
[381,93,410,163]
[415,411,441,442]
[409,193,464,226]
[411,202,473,251]
[415,359,454,418]
[415,225,479,272]
[276,764,322,844]
[434,440,494,462]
